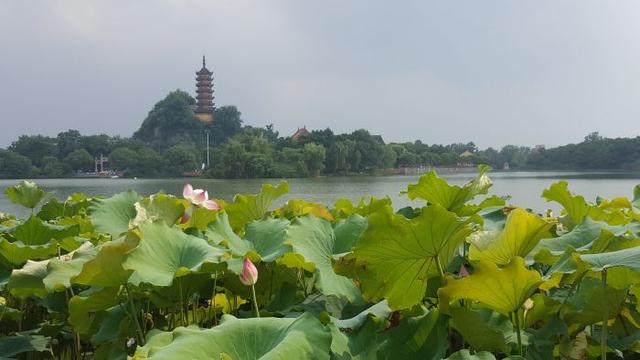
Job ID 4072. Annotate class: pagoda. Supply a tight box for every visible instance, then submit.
[194,55,214,123]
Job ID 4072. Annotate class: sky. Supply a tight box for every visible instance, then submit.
[1,1,640,149]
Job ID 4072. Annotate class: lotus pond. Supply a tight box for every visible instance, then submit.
[1,167,640,359]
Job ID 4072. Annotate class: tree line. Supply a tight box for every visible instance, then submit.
[1,89,639,179]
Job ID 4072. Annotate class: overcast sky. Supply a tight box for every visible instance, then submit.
[1,1,639,149]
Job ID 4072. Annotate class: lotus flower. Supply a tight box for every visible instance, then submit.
[181,184,221,224]
[183,184,220,210]
[240,258,258,286]
[458,264,469,277]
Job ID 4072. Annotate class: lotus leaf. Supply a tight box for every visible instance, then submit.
[207,212,290,263]
[404,165,492,214]
[542,181,590,225]
[224,181,289,231]
[3,181,49,209]
[341,204,472,309]
[469,208,552,264]
[439,257,542,315]
[0,333,50,358]
[124,222,224,286]
[90,190,140,237]
[580,246,640,273]
[286,215,361,302]
[132,313,331,359]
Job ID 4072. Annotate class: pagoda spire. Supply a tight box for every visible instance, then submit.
[194,55,214,123]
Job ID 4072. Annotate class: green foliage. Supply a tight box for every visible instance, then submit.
[4,180,50,209]
[2,173,640,359]
[64,148,94,171]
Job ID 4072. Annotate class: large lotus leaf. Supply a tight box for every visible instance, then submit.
[0,334,50,358]
[124,222,224,287]
[524,293,562,328]
[132,313,331,360]
[90,190,140,237]
[404,166,492,214]
[339,204,472,309]
[562,278,626,331]
[580,246,640,273]
[72,237,137,287]
[331,299,391,331]
[68,286,121,334]
[244,218,290,261]
[449,307,512,353]
[137,193,186,226]
[224,181,289,232]
[332,214,367,254]
[0,238,58,265]
[207,212,290,263]
[91,305,131,345]
[439,257,542,316]
[633,185,640,209]
[275,199,334,221]
[11,215,79,245]
[328,301,394,359]
[532,218,615,260]
[332,197,392,220]
[285,215,361,302]
[376,307,448,360]
[542,181,590,225]
[148,272,213,308]
[469,208,552,265]
[3,181,49,209]
[7,259,49,298]
[329,316,382,360]
[38,193,92,221]
[43,242,96,291]
[182,206,218,231]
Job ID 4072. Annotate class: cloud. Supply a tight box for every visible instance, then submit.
[1,1,640,148]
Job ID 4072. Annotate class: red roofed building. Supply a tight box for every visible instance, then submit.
[291,126,310,140]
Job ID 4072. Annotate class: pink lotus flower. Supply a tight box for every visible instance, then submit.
[240,258,258,286]
[181,184,220,224]
[458,264,469,277]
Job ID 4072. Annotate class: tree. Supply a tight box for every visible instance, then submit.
[64,148,94,171]
[303,143,326,177]
[0,149,33,179]
[165,144,200,176]
[109,147,138,172]
[41,156,69,178]
[133,90,204,152]
[9,135,57,167]
[584,131,603,142]
[56,129,83,158]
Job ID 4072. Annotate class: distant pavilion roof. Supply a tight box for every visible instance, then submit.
[292,126,310,140]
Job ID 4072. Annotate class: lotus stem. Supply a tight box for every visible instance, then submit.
[601,269,608,360]
[514,310,523,356]
[211,272,218,327]
[435,255,445,280]
[251,284,260,318]
[124,284,145,345]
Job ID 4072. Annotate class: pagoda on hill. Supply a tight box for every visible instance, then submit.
[193,55,215,123]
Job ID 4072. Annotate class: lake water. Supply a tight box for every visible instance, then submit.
[1,171,639,218]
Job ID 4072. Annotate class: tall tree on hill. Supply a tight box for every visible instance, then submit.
[133,90,204,152]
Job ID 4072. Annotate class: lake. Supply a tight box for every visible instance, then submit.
[1,171,639,218]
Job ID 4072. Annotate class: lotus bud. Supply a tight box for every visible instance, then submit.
[458,264,469,277]
[240,258,258,286]
[522,297,534,322]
